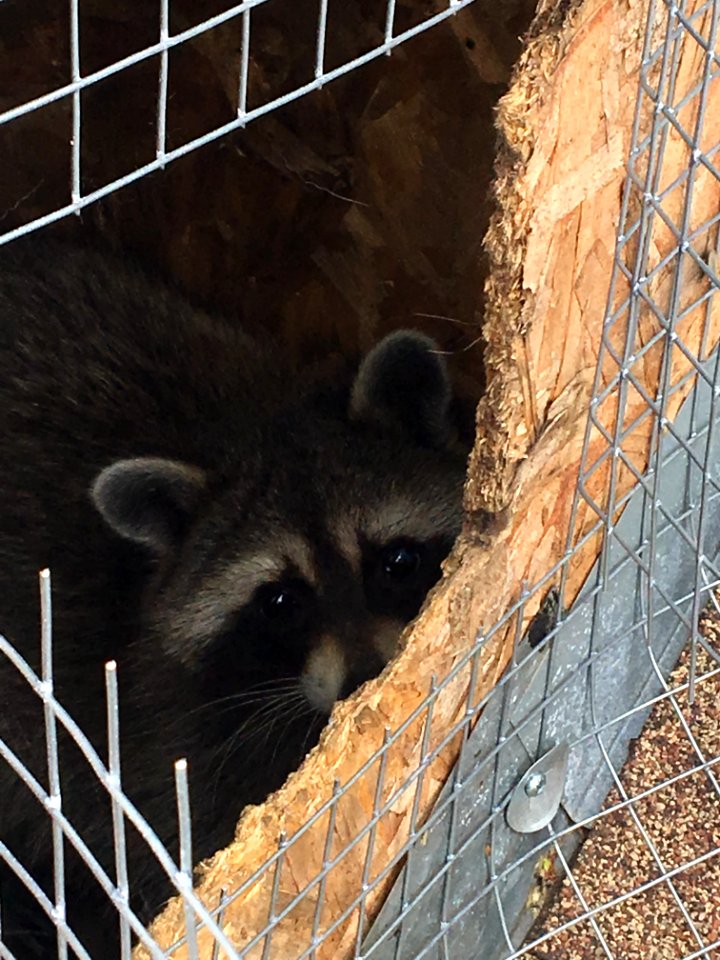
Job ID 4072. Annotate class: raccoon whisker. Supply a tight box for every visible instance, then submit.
[268,701,316,770]
[182,682,301,721]
[293,706,324,763]
[208,695,306,808]
[209,691,306,727]
[209,676,301,699]
[134,683,284,747]
[235,676,302,692]
[299,709,326,761]
[208,697,293,722]
[209,694,300,775]
[259,695,317,768]
[255,696,309,749]
[227,686,305,717]
[251,693,321,769]
[186,678,298,716]
[412,312,466,324]
[227,692,309,762]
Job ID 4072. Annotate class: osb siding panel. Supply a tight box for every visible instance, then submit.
[467,0,643,514]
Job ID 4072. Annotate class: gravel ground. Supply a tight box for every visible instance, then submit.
[526,602,720,960]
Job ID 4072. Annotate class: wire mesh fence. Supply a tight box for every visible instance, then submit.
[1,0,720,957]
[0,0,479,248]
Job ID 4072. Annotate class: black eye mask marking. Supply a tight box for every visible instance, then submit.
[362,534,455,622]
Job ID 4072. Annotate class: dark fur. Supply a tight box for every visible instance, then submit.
[0,240,466,957]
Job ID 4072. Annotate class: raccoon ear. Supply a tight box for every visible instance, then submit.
[91,457,207,554]
[350,331,452,447]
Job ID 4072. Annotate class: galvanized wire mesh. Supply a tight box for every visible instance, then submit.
[0,0,477,248]
[1,0,720,957]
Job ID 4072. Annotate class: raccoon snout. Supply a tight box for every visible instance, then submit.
[301,636,346,714]
[300,635,387,714]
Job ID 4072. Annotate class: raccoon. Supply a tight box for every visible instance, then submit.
[0,239,467,958]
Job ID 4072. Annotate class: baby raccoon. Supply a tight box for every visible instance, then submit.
[0,239,467,957]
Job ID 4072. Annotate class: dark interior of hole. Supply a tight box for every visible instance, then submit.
[0,0,537,434]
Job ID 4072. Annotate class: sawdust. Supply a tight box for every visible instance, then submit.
[527,602,720,959]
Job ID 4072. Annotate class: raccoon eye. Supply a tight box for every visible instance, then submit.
[261,588,298,620]
[380,541,422,582]
[255,580,310,628]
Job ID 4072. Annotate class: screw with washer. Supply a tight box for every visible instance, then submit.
[524,771,546,797]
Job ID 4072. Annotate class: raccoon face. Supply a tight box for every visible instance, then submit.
[91,332,467,721]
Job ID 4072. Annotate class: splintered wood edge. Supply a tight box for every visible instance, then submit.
[468,0,651,514]
[135,0,720,954]
[466,0,591,515]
